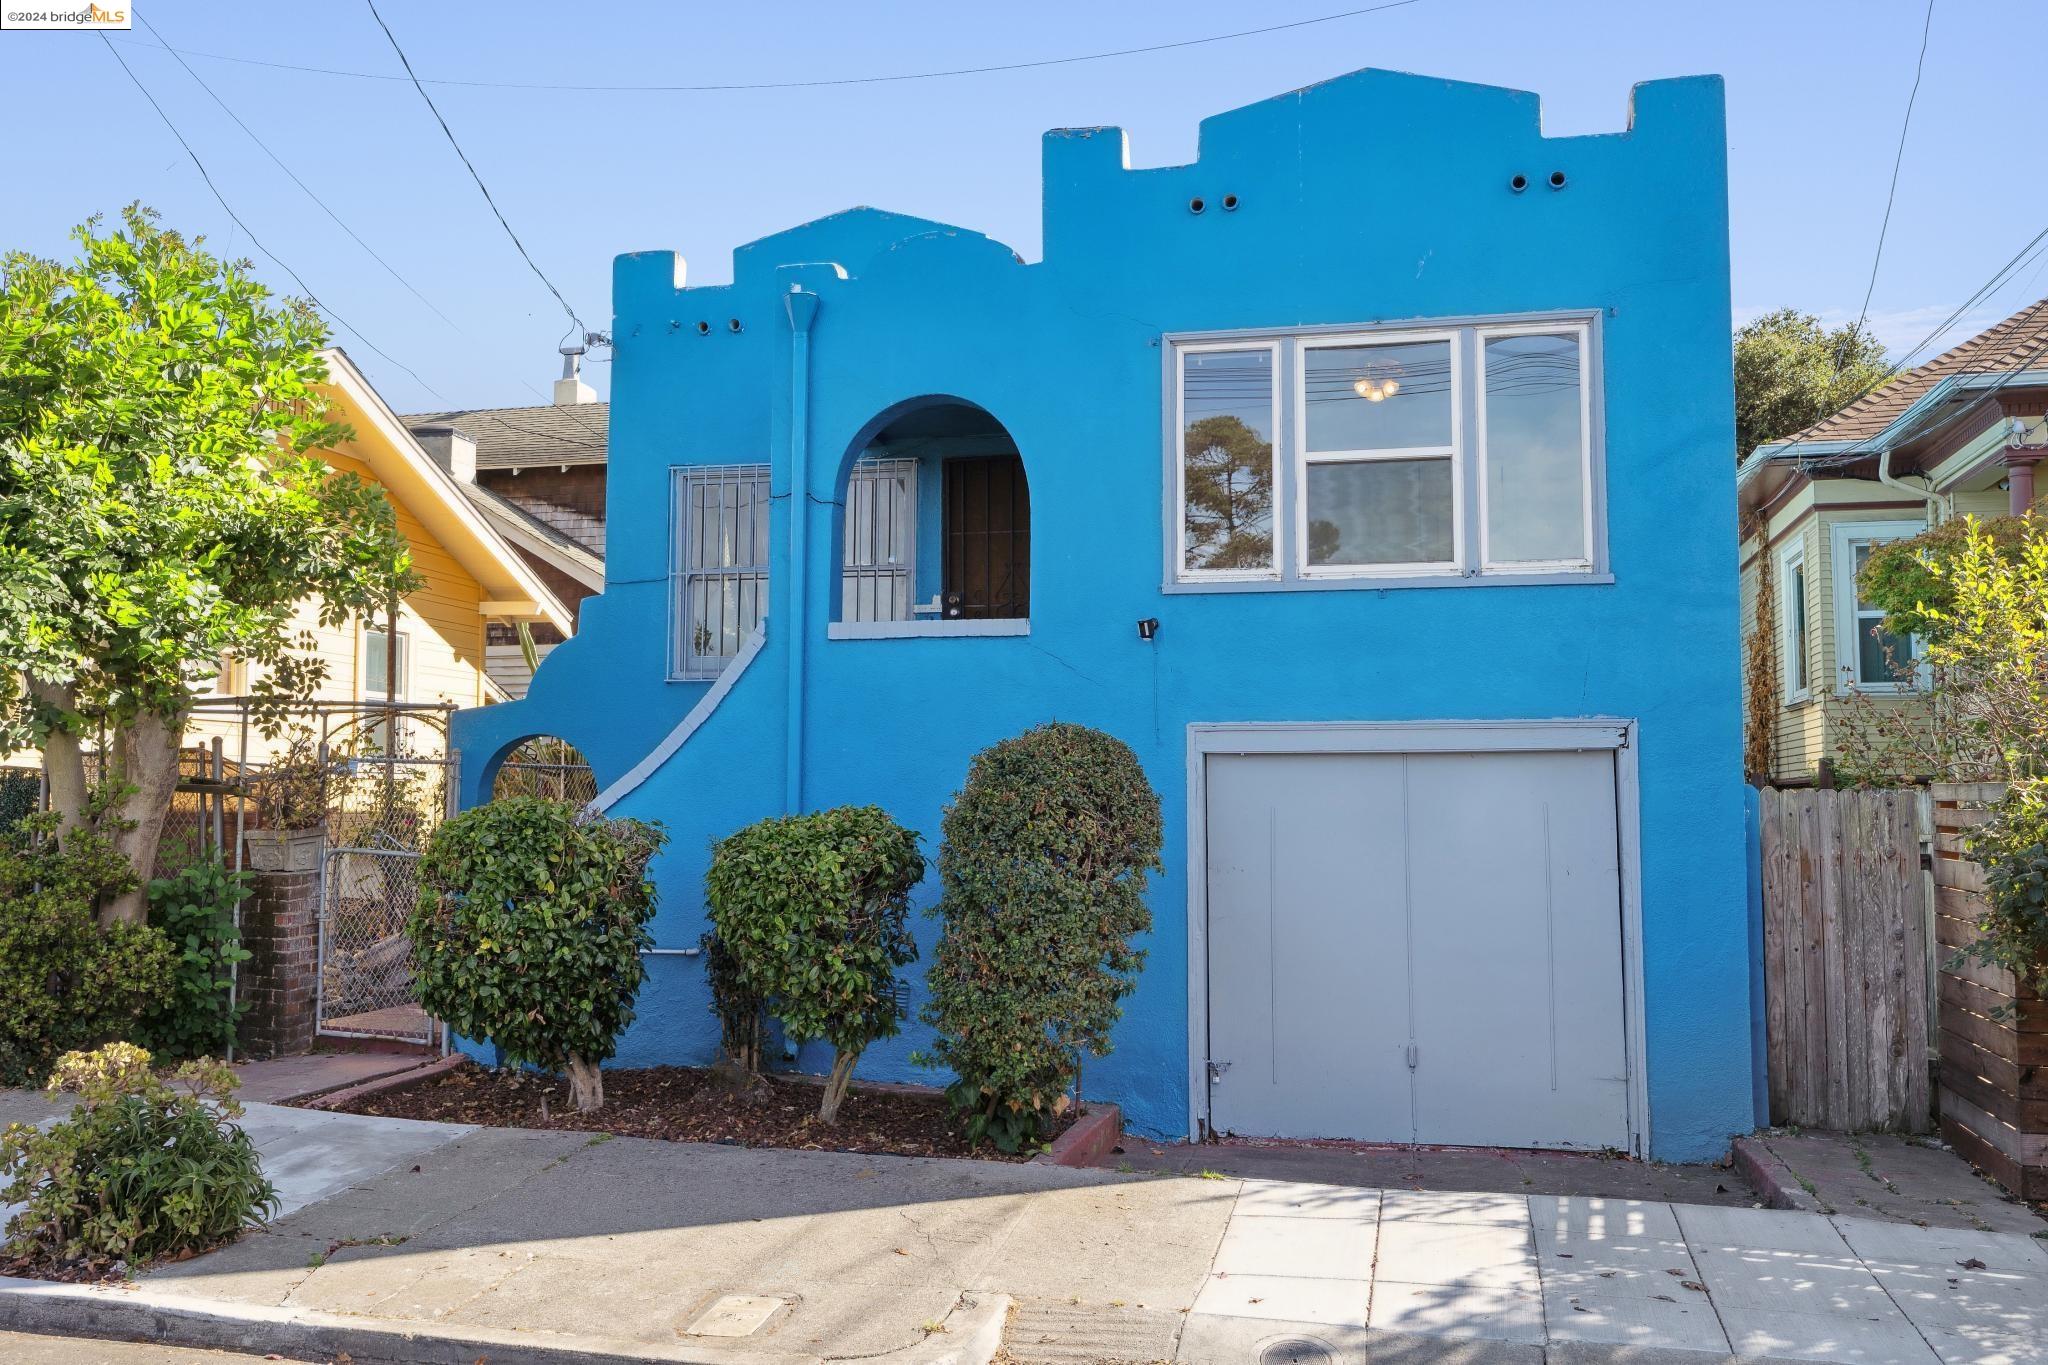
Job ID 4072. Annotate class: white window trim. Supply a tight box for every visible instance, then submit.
[1829,519,1926,695]
[1779,542,1810,704]
[1174,338,1283,583]
[1295,328,1463,580]
[1475,321,1595,573]
[1163,311,1605,592]
[361,625,410,700]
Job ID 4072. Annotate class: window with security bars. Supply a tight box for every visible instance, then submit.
[672,465,770,680]
[842,458,918,622]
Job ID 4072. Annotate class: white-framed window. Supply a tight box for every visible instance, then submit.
[1168,315,1599,587]
[671,464,770,681]
[1779,543,1809,703]
[362,626,409,699]
[842,457,918,623]
[1830,520,1924,693]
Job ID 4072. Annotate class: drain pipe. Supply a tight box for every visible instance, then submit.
[783,286,819,815]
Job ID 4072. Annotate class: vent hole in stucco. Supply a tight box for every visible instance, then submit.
[1510,173,1529,194]
[695,320,711,335]
[727,318,743,333]
[1189,196,1206,214]
[1549,170,1568,189]
[1222,193,1240,211]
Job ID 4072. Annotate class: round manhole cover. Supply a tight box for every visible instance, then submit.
[1257,1336,1340,1365]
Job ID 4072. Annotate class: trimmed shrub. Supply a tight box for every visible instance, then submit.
[142,856,253,1060]
[704,806,923,1123]
[0,1043,275,1269]
[410,798,666,1112]
[699,927,765,1076]
[0,808,175,1087]
[919,723,1162,1152]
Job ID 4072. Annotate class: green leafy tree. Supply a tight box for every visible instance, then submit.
[1733,308,1891,462]
[1183,415,1273,569]
[0,206,417,923]
[918,723,1162,1152]
[410,797,666,1112]
[704,806,923,1124]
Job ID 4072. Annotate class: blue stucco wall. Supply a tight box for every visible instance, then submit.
[453,69,1751,1161]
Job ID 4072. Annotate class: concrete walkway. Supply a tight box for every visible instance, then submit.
[1,1097,2044,1364]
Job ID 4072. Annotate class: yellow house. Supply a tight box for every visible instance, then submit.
[1737,297,2048,784]
[184,348,577,765]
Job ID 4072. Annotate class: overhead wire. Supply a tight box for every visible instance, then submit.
[114,1,1430,94]
[1838,0,1936,376]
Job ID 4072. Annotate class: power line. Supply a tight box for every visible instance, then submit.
[136,12,463,336]
[1840,0,1936,375]
[97,31,453,406]
[117,0,1428,94]
[363,0,583,336]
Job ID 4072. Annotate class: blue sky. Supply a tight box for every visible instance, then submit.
[2,1,2041,412]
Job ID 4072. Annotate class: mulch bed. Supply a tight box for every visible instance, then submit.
[325,1061,1068,1162]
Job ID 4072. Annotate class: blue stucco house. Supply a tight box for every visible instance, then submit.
[454,68,1750,1162]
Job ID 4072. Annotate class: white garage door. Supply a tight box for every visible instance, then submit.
[1203,746,1631,1150]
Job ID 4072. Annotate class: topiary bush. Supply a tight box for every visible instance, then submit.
[1,1043,276,1271]
[0,805,176,1087]
[142,856,253,1061]
[410,797,666,1112]
[918,723,1162,1152]
[704,806,924,1123]
[699,927,765,1077]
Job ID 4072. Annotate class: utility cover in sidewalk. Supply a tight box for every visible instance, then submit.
[1258,1338,1339,1365]
[682,1294,790,1337]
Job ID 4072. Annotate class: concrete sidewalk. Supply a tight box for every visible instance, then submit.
[1,1098,2044,1364]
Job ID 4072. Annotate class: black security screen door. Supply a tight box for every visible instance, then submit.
[942,454,1030,619]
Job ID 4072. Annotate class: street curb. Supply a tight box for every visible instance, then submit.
[1032,1102,1121,1167]
[300,1053,467,1111]
[1731,1135,1827,1213]
[0,1275,1008,1365]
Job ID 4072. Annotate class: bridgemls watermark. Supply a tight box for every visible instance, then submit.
[2,4,130,29]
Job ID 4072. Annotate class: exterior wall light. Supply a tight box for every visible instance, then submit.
[1137,618,1160,642]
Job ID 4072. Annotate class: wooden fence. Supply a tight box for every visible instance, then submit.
[1930,783,2048,1200]
[1758,787,1933,1132]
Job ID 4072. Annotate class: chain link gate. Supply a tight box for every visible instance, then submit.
[316,729,458,1046]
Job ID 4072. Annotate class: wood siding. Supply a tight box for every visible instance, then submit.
[1758,786,1932,1131]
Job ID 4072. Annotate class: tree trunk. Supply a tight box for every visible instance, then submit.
[565,1054,603,1112]
[818,1049,859,1125]
[27,678,87,834]
[101,710,186,926]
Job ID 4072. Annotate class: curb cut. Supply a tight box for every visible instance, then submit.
[1032,1102,1121,1168]
[1731,1135,1827,1213]
[300,1053,467,1112]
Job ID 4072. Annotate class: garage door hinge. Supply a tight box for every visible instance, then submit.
[1206,1059,1231,1083]
[1406,1043,1420,1070]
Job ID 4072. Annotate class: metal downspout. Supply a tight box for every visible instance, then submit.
[1875,447,1941,524]
[783,286,820,814]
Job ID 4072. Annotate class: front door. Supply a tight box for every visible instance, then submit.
[942,454,1030,619]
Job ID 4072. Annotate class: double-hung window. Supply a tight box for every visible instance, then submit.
[1780,544,1810,703]
[671,464,770,680]
[1170,315,1600,586]
[1830,520,1923,693]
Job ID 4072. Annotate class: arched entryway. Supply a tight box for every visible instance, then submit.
[833,399,1030,626]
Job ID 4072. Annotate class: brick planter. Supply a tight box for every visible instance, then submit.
[1930,782,2048,1201]
[236,830,324,1058]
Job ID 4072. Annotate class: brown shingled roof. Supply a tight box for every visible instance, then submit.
[402,402,608,469]
[1781,295,2048,448]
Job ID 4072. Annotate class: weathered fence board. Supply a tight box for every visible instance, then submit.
[1930,782,2048,1200]
[1760,787,1931,1132]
